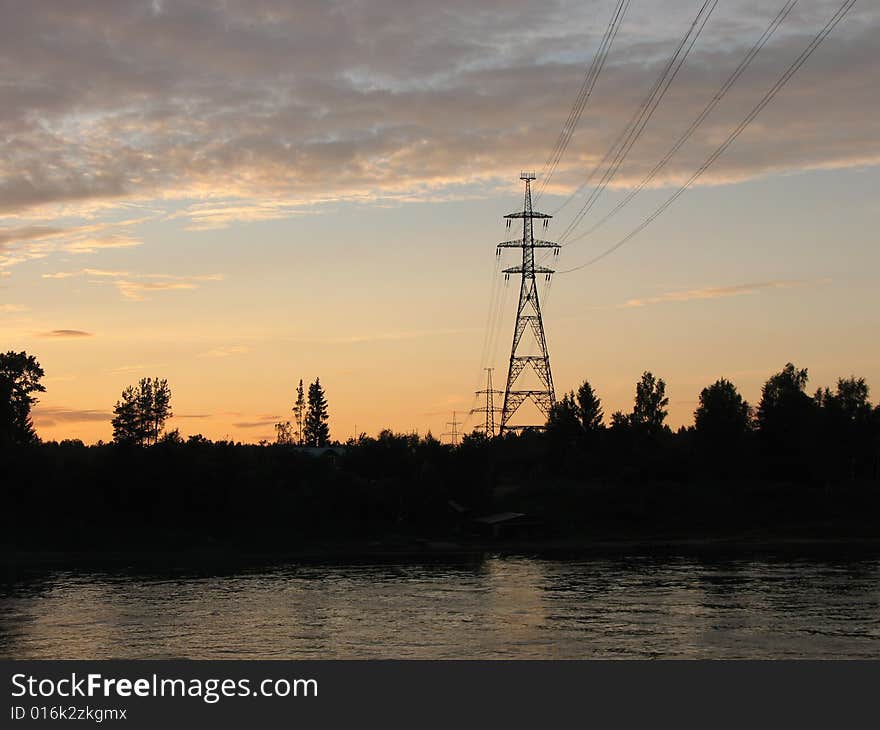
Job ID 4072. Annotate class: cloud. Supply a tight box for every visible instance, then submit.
[171,200,314,230]
[113,274,223,301]
[43,268,130,279]
[0,304,27,313]
[41,268,224,300]
[32,406,112,427]
[113,280,199,300]
[63,235,142,254]
[37,329,94,338]
[0,0,875,222]
[199,345,249,358]
[0,222,147,272]
[0,226,66,248]
[232,419,280,429]
[621,279,817,308]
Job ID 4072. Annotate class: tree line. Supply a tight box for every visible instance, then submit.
[2,350,879,481]
[543,364,879,482]
[2,349,879,552]
[0,352,334,449]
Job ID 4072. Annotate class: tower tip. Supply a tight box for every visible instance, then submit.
[520,171,536,181]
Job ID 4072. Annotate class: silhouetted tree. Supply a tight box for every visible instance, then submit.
[0,350,45,447]
[293,379,305,445]
[275,420,294,445]
[632,371,669,435]
[547,380,604,445]
[874,405,880,480]
[304,378,330,447]
[815,376,873,478]
[158,428,182,445]
[694,378,752,445]
[112,377,172,445]
[144,378,172,444]
[576,381,604,433]
[693,378,752,475]
[112,385,141,445]
[546,392,582,445]
[756,363,815,475]
[816,376,872,424]
[757,363,811,434]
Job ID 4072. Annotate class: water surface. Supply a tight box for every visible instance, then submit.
[2,555,878,658]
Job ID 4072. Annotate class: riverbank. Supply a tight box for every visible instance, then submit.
[4,534,880,574]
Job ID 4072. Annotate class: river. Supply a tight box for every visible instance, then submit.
[2,554,878,658]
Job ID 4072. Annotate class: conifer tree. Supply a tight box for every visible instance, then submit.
[111,377,172,445]
[293,378,306,445]
[304,378,330,447]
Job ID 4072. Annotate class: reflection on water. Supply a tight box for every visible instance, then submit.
[1,556,879,658]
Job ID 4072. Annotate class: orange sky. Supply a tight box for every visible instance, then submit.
[2,1,878,443]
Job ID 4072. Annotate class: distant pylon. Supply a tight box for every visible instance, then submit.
[443,411,461,446]
[471,368,503,437]
[497,172,559,433]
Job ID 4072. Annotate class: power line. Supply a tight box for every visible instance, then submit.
[558,0,858,275]
[535,0,632,201]
[555,0,720,239]
[562,0,798,248]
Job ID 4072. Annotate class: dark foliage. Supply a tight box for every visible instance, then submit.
[2,363,879,553]
[111,378,172,446]
[304,378,330,447]
[0,351,45,447]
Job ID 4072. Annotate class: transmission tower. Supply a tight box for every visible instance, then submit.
[497,172,559,433]
[443,411,461,446]
[471,368,503,437]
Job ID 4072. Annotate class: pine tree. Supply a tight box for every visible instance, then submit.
[293,378,305,445]
[111,377,172,445]
[576,380,604,433]
[304,378,330,447]
[112,385,142,445]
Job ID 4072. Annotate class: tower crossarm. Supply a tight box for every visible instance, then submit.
[504,212,552,219]
[497,238,560,249]
[502,265,555,275]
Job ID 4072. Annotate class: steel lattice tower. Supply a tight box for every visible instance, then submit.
[497,172,559,433]
[472,367,503,437]
[443,411,461,446]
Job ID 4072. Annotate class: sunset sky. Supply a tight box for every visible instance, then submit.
[2,0,878,443]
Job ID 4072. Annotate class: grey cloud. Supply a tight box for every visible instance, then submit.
[0,226,65,248]
[37,329,94,338]
[0,0,876,220]
[32,406,112,426]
